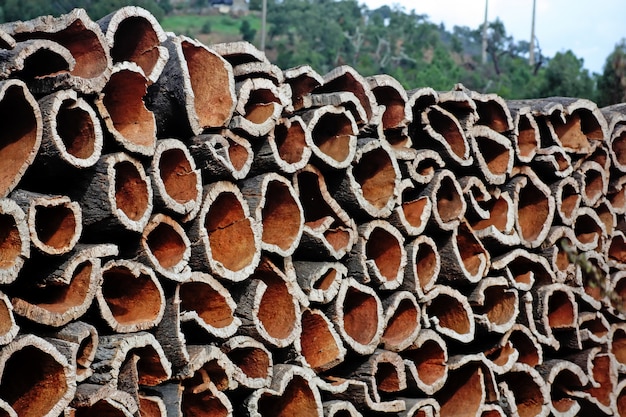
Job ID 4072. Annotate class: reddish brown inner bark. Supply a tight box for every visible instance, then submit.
[428,293,471,335]
[101,266,162,326]
[0,345,67,417]
[580,317,608,338]
[456,225,486,277]
[587,355,614,407]
[56,102,96,159]
[574,213,602,245]
[261,181,302,251]
[111,17,160,76]
[402,197,428,228]
[226,136,250,172]
[366,227,402,281]
[550,370,579,413]
[547,291,575,329]
[612,130,626,165]
[476,101,509,133]
[0,299,12,335]
[552,113,589,151]
[375,86,405,128]
[612,328,626,365]
[427,108,467,158]
[0,85,38,197]
[274,121,306,164]
[313,269,337,291]
[414,241,438,290]
[180,282,234,329]
[516,115,538,158]
[583,169,604,202]
[76,334,95,376]
[481,286,517,325]
[24,261,92,314]
[436,176,463,223]
[559,183,579,219]
[475,136,510,176]
[342,287,379,345]
[227,346,270,379]
[375,362,402,392]
[353,148,396,210]
[139,397,164,417]
[146,222,186,269]
[182,40,233,128]
[517,183,549,242]
[257,274,297,340]
[258,375,318,417]
[205,192,256,272]
[507,330,539,367]
[182,390,229,417]
[244,90,279,124]
[103,70,155,148]
[471,197,509,231]
[114,160,149,222]
[0,213,21,269]
[437,365,483,417]
[159,148,198,203]
[500,371,544,417]
[311,112,353,163]
[382,298,418,346]
[403,340,446,385]
[34,204,76,250]
[74,401,128,416]
[300,310,341,371]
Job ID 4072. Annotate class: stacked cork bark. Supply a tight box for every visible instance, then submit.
[2,6,626,417]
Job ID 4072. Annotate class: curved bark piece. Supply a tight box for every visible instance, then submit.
[421,105,473,166]
[327,278,383,355]
[470,91,513,133]
[594,197,616,237]
[149,139,202,222]
[609,123,626,172]
[437,85,479,129]
[315,65,379,126]
[505,168,555,248]
[0,29,15,49]
[221,336,272,389]
[37,89,103,171]
[0,9,111,93]
[231,77,283,137]
[610,323,626,373]
[99,6,168,83]
[252,116,312,174]
[0,334,75,417]
[46,321,98,383]
[89,332,172,388]
[491,248,555,291]
[509,106,540,163]
[608,174,626,215]
[533,284,579,350]
[211,40,269,65]
[179,272,240,339]
[0,79,42,198]
[323,401,363,417]
[334,137,400,219]
[95,61,155,156]
[0,292,17,347]
[498,363,550,417]
[401,329,448,395]
[570,349,617,415]
[138,395,167,417]
[181,348,234,417]
[405,149,446,184]
[11,244,117,327]
[434,362,485,417]
[134,213,191,281]
[189,132,253,181]
[292,261,346,304]
[399,398,440,417]
[572,207,606,252]
[468,125,514,185]
[389,180,432,237]
[381,291,421,352]
[154,290,191,379]
[232,61,284,85]
[294,309,346,373]
[321,376,405,414]
[469,276,519,334]
[235,257,302,348]
[615,379,626,417]
[76,152,152,234]
[301,105,358,170]
[423,285,475,344]
[367,74,411,130]
[189,181,261,281]
[438,221,490,284]
[407,87,438,118]
[540,226,578,283]
[402,235,440,299]
[0,198,29,284]
[283,65,324,112]
[532,145,574,179]
[500,324,543,367]
[548,98,608,154]
[301,91,369,129]
[96,259,165,333]
[535,359,588,417]
[292,165,357,260]
[245,364,323,417]
[241,173,304,256]
[421,169,466,232]
[11,190,81,256]
[573,161,608,208]
[71,384,138,417]
[550,177,581,226]
[578,311,610,346]
[482,340,518,375]
[0,39,74,80]
[346,220,407,290]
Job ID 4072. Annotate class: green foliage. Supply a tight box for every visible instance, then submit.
[535,50,595,98]
[597,39,626,106]
[239,19,255,42]
[201,20,211,34]
[161,14,260,38]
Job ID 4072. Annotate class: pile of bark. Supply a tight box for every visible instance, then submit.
[0,5,626,417]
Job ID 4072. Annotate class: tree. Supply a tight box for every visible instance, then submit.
[597,39,626,106]
[536,50,595,99]
[240,20,256,43]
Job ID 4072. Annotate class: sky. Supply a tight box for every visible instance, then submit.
[359,0,625,74]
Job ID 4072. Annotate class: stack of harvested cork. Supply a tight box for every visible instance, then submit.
[0,5,626,417]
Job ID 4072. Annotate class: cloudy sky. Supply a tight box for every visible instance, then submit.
[359,0,624,74]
